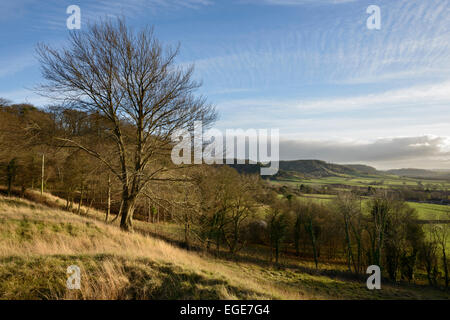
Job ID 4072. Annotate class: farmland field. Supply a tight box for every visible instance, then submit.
[271,175,450,220]
[407,202,450,220]
[271,176,450,189]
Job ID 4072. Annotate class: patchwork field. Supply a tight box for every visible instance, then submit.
[270,173,450,221]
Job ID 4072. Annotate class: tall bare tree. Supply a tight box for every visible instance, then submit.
[335,192,360,273]
[37,19,216,230]
[432,211,449,289]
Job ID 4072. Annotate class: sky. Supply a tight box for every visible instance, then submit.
[0,0,450,169]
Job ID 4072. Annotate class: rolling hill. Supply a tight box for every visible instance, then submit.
[232,160,450,182]
[231,160,381,178]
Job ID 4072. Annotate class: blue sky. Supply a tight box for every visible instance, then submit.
[1,0,450,169]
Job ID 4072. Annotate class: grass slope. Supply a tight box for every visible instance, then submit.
[0,193,449,300]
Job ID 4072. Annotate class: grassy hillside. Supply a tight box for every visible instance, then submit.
[0,195,287,300]
[1,193,449,300]
[344,164,379,175]
[278,160,359,178]
[231,160,381,179]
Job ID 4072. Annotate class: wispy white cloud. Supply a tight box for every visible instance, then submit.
[218,81,450,114]
[22,0,213,32]
[242,0,356,5]
[214,79,450,149]
[217,110,450,142]
[85,0,213,18]
[191,0,450,93]
[0,54,37,78]
[296,81,450,112]
[0,0,36,22]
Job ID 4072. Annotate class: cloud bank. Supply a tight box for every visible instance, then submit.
[279,135,450,169]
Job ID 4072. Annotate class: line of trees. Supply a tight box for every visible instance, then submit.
[258,190,449,288]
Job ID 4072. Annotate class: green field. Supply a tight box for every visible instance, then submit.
[296,194,449,220]
[271,170,449,221]
[407,202,450,220]
[271,175,450,190]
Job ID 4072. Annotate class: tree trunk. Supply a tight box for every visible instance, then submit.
[344,217,354,273]
[106,175,111,222]
[229,220,239,255]
[86,198,94,216]
[7,179,12,197]
[77,185,84,215]
[294,216,301,257]
[41,153,44,196]
[443,247,449,289]
[184,213,190,250]
[157,207,160,223]
[120,194,136,231]
[275,241,279,264]
[356,235,362,274]
[306,218,318,269]
[216,230,221,255]
[111,200,123,223]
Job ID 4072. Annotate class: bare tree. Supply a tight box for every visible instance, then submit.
[267,201,290,265]
[419,229,439,287]
[37,18,216,230]
[335,192,360,273]
[366,191,393,267]
[432,211,449,289]
[304,204,319,269]
[0,98,11,107]
[222,174,260,254]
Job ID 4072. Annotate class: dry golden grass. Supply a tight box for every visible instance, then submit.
[1,192,449,300]
[0,194,301,300]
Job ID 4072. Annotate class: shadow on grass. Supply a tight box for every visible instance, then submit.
[0,254,267,300]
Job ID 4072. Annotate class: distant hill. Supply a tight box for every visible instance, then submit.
[344,164,379,175]
[228,160,450,180]
[385,168,450,180]
[278,160,355,177]
[229,160,380,178]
